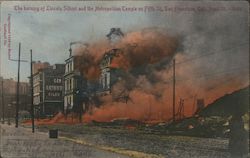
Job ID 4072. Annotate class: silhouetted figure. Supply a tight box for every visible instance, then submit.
[228,115,248,158]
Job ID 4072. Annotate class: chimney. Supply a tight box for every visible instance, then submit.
[69,47,72,57]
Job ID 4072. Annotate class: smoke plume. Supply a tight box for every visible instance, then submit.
[72,27,248,123]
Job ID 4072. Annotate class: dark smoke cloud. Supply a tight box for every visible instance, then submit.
[76,11,249,122]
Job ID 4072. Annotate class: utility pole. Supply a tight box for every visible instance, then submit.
[15,43,21,128]
[172,59,176,122]
[1,79,4,124]
[182,99,184,119]
[30,49,35,133]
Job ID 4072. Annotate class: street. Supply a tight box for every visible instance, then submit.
[36,124,231,158]
[0,124,130,158]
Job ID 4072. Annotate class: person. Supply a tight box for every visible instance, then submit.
[228,115,248,158]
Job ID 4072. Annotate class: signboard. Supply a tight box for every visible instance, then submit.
[44,76,63,101]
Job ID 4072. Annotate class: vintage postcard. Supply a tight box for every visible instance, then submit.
[0,1,249,158]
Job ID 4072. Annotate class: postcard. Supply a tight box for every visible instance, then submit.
[0,1,249,158]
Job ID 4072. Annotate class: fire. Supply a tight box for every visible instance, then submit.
[77,28,248,123]
[23,112,82,125]
[24,28,249,126]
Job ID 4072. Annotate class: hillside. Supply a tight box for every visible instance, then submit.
[199,86,249,117]
[153,86,250,138]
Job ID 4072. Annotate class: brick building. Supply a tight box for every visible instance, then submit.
[32,61,50,74]
[0,77,30,119]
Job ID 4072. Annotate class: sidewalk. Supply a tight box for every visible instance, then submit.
[0,124,130,158]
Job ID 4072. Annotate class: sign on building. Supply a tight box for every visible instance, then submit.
[44,76,63,101]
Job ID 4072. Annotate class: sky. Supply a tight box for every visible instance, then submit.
[0,1,249,82]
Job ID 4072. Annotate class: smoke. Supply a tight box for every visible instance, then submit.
[74,39,110,80]
[112,28,179,70]
[72,27,248,123]
[73,28,179,80]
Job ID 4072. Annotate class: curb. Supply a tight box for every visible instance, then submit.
[59,136,164,158]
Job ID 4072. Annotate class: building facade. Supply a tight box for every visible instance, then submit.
[64,51,87,112]
[33,64,65,117]
[99,49,121,94]
[0,77,30,119]
[63,28,125,112]
[99,28,124,94]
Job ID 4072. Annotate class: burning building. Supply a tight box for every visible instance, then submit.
[29,26,248,124]
[98,49,122,95]
[64,28,181,122]
[98,28,125,95]
[106,28,124,44]
[63,29,126,113]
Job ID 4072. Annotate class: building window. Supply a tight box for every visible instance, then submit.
[69,62,71,72]
[102,77,105,89]
[64,97,67,109]
[65,63,68,73]
[104,74,107,89]
[67,79,69,91]
[69,96,71,105]
[107,73,110,89]
[71,60,74,71]
[69,79,71,90]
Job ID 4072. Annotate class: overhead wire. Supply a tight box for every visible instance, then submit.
[167,42,248,66]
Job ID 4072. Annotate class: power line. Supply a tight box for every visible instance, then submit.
[176,66,249,82]
[172,42,248,66]
[204,77,236,92]
[162,65,248,85]
[161,42,249,85]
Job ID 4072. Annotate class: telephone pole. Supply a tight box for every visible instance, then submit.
[1,79,4,124]
[172,59,176,122]
[30,49,35,133]
[15,43,21,128]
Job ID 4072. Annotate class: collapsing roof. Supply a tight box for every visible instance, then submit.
[106,28,124,41]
